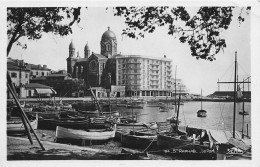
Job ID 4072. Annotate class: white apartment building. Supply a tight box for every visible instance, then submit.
[115,55,173,97]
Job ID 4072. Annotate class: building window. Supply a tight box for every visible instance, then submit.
[36,71,38,75]
[107,44,111,51]
[25,74,28,78]
[11,72,17,78]
[42,72,44,76]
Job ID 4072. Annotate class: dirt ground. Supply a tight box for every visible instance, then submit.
[7,129,171,160]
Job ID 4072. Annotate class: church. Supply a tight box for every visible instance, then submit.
[67,27,117,89]
[67,27,178,97]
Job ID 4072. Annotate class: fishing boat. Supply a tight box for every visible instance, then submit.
[78,110,100,117]
[7,115,38,133]
[102,110,120,117]
[197,89,207,117]
[159,105,170,112]
[127,100,144,109]
[55,124,116,145]
[158,95,174,112]
[121,133,158,150]
[146,100,162,107]
[238,111,249,116]
[37,117,90,130]
[197,110,207,117]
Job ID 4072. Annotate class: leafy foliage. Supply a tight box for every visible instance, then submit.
[113,6,250,61]
[7,7,82,56]
[72,78,87,97]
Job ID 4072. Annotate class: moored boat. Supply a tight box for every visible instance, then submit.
[197,109,207,117]
[37,117,90,130]
[239,111,249,115]
[197,89,207,117]
[121,133,158,150]
[55,124,116,145]
[7,115,38,133]
[159,106,170,112]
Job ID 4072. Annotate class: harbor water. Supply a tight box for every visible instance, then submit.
[115,101,251,137]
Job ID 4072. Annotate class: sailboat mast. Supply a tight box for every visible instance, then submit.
[201,89,202,110]
[233,52,237,138]
[175,66,177,113]
[242,79,245,139]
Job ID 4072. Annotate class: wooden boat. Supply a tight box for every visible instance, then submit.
[78,110,100,117]
[127,101,144,109]
[197,89,207,117]
[146,99,162,107]
[159,106,170,112]
[121,133,158,150]
[197,109,207,117]
[239,111,249,115]
[101,110,120,117]
[55,124,116,145]
[117,115,137,123]
[157,133,194,149]
[7,116,38,133]
[166,116,181,124]
[37,117,90,130]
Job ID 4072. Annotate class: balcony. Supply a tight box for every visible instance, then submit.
[122,60,141,64]
[150,77,159,81]
[150,62,160,66]
[150,82,159,86]
[150,68,160,71]
[150,73,159,76]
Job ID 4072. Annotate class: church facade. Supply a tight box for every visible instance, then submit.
[67,27,176,97]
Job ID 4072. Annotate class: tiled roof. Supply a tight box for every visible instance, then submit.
[93,53,107,59]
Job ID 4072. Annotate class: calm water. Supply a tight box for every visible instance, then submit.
[114,101,251,136]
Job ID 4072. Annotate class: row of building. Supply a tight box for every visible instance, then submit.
[7,27,189,99]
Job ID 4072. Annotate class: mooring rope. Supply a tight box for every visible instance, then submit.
[142,135,157,152]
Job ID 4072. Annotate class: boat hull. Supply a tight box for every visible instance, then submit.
[157,134,193,149]
[56,126,116,140]
[38,118,90,130]
[7,118,38,133]
[197,110,207,117]
[121,134,157,150]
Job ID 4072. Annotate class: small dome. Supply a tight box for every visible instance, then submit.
[101,27,116,41]
[84,42,90,50]
[69,40,75,49]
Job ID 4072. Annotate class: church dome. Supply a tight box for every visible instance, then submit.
[69,40,75,49]
[101,27,116,41]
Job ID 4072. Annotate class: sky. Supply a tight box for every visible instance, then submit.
[6,6,252,96]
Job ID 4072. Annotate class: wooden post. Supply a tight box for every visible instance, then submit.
[233,52,237,138]
[247,124,249,138]
[7,74,45,150]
